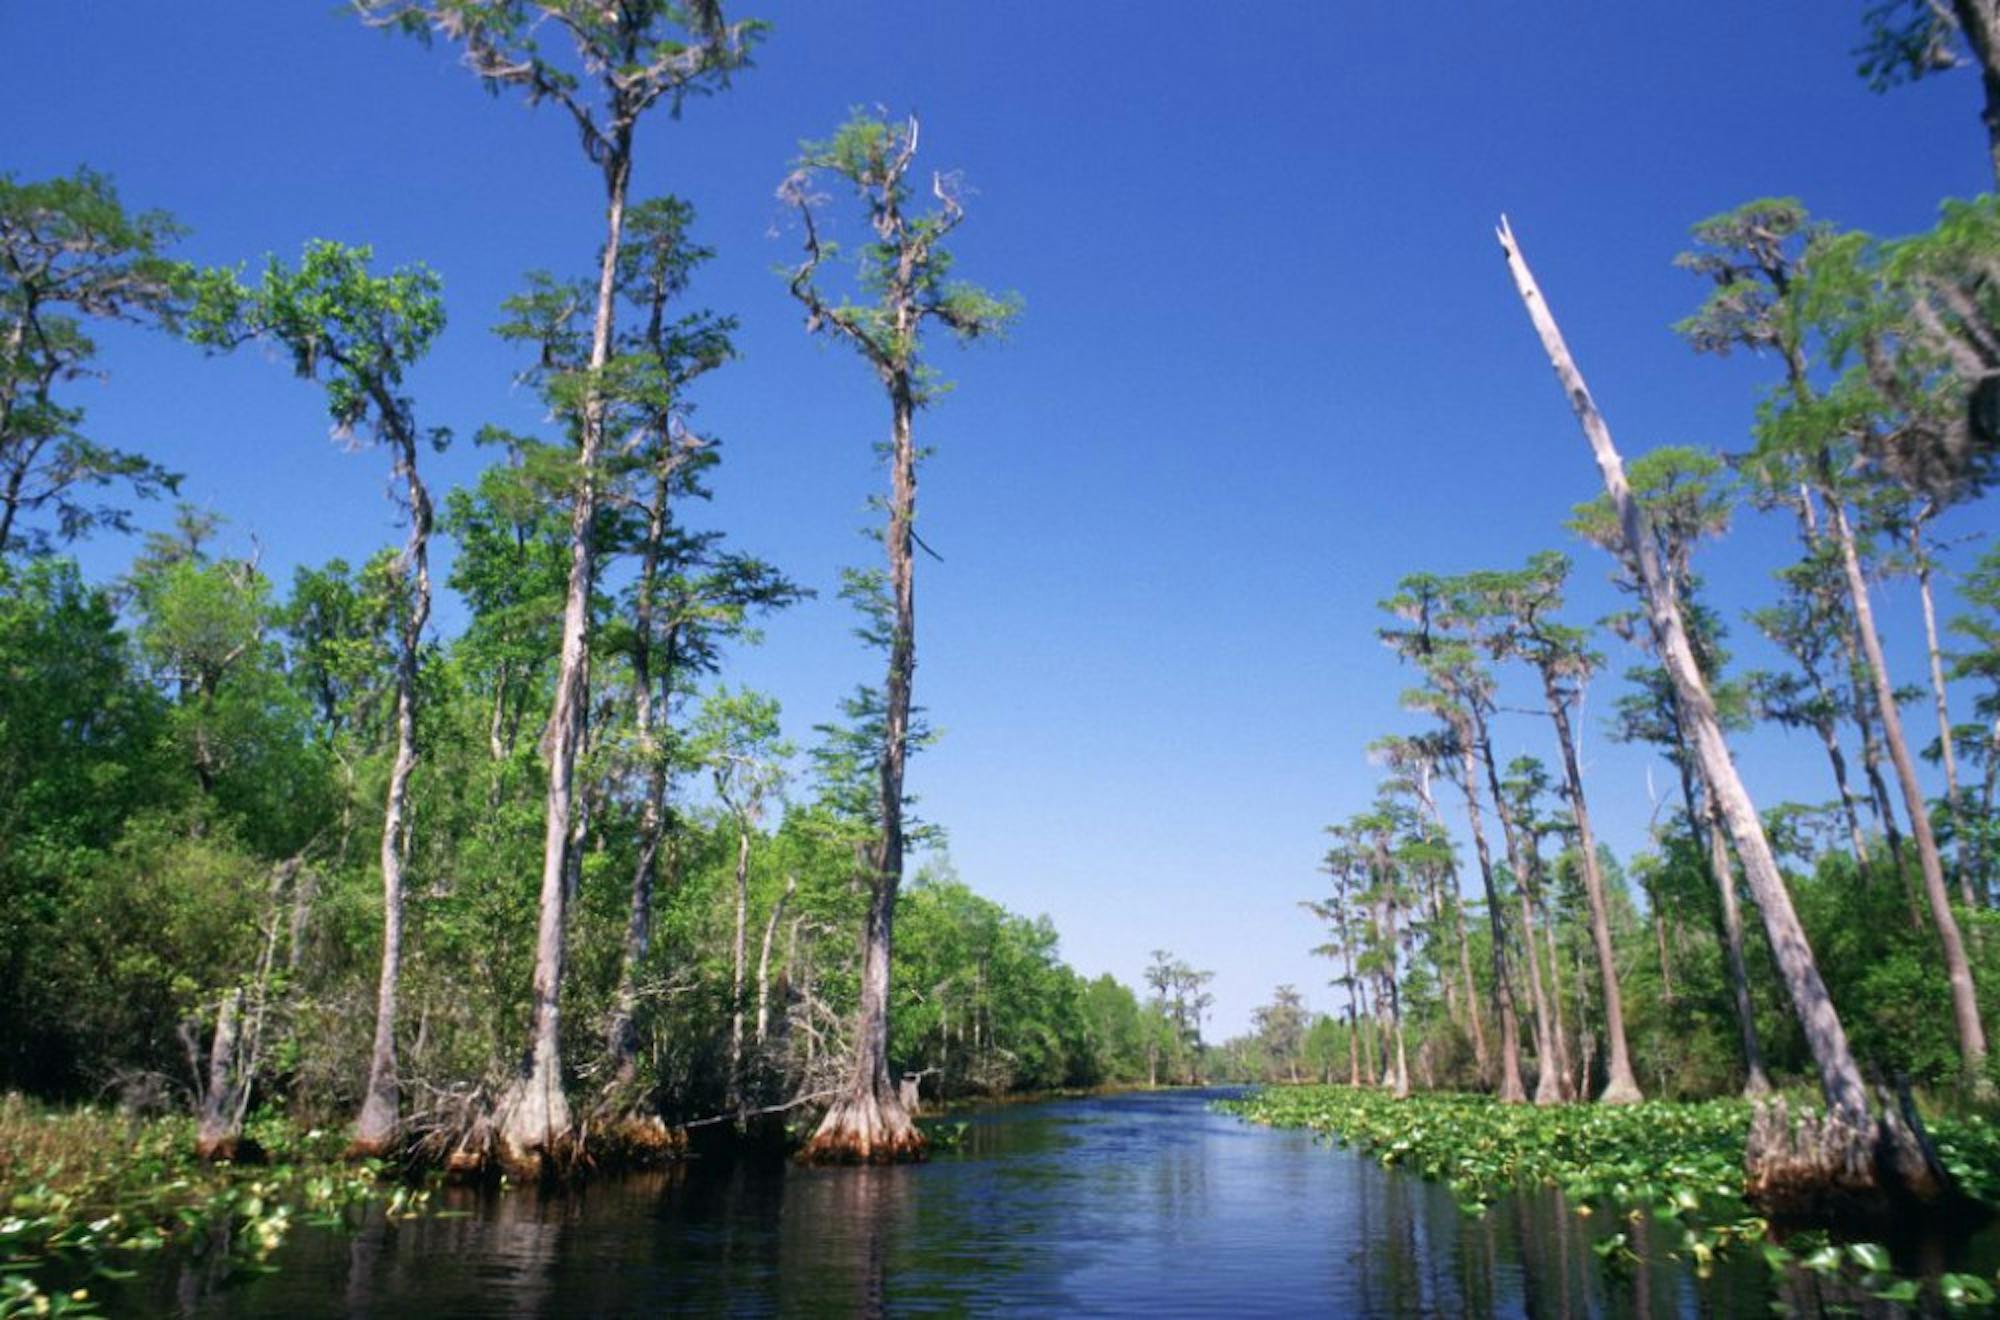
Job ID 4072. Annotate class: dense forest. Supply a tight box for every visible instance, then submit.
[0,1,1188,1176]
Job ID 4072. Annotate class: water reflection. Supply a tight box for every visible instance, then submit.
[120,1089,1833,1317]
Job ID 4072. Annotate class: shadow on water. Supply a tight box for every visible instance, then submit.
[106,1088,1990,1316]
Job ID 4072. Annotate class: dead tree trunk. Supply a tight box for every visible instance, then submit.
[1500,219,1956,1215]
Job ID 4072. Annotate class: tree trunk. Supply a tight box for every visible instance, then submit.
[1543,676,1642,1102]
[1846,622,1908,863]
[756,876,796,1045]
[196,990,247,1161]
[497,137,634,1176]
[1814,707,1872,865]
[1453,725,1528,1102]
[1477,721,1562,1105]
[1385,894,1410,1098]
[1915,525,1976,908]
[353,436,431,1158]
[728,822,751,1113]
[802,382,925,1163]
[1498,218,1876,1127]
[1951,0,2000,188]
[1413,769,1491,1076]
[605,480,675,1090]
[1706,793,1773,1096]
[1828,496,1988,1087]
[1538,883,1572,1099]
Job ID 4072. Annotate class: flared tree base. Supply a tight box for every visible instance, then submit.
[589,1112,685,1167]
[494,1062,576,1182]
[798,1088,928,1165]
[1745,1095,1972,1225]
[1595,1075,1644,1106]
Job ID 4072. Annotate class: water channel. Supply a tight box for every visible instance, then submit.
[116,1088,1923,1316]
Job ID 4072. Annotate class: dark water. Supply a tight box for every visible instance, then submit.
[114,1089,1917,1317]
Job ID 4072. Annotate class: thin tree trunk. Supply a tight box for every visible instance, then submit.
[1538,882,1572,1099]
[1414,768,1491,1075]
[804,379,925,1162]
[606,481,679,1090]
[728,822,751,1113]
[756,876,796,1045]
[1478,722,1562,1105]
[1544,677,1641,1102]
[1914,522,1976,908]
[1827,496,1988,1087]
[1813,706,1872,866]
[1499,218,1873,1128]
[1453,727,1528,1102]
[1706,794,1773,1096]
[1846,623,1907,863]
[498,134,634,1172]
[353,434,431,1157]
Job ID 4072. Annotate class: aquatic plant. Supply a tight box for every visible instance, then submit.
[0,1097,421,1315]
[1224,1086,2000,1308]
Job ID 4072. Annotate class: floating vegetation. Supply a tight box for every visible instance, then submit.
[0,1097,422,1316]
[1222,1086,2000,1310]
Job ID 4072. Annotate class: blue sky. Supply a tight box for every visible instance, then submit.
[5,2,1995,1036]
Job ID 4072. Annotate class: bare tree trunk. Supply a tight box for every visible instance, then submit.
[1815,708,1872,865]
[1914,523,1976,908]
[1499,218,1874,1128]
[1706,794,1773,1096]
[1847,624,1907,862]
[1479,726,1563,1105]
[1828,496,1988,1087]
[1413,769,1490,1075]
[196,990,245,1161]
[1453,727,1528,1102]
[1544,679,1641,1102]
[1539,886,1572,1097]
[354,435,431,1158]
[756,876,796,1045]
[498,136,634,1174]
[803,382,925,1163]
[1386,895,1410,1098]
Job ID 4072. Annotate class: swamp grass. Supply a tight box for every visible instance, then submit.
[1222,1084,2000,1309]
[0,1094,425,1317]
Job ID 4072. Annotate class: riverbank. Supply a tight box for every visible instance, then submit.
[1223,1085,2000,1305]
[0,1096,420,1316]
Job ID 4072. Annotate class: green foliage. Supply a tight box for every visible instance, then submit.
[0,169,186,555]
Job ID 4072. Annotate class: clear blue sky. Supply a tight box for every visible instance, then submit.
[6,2,1994,1036]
